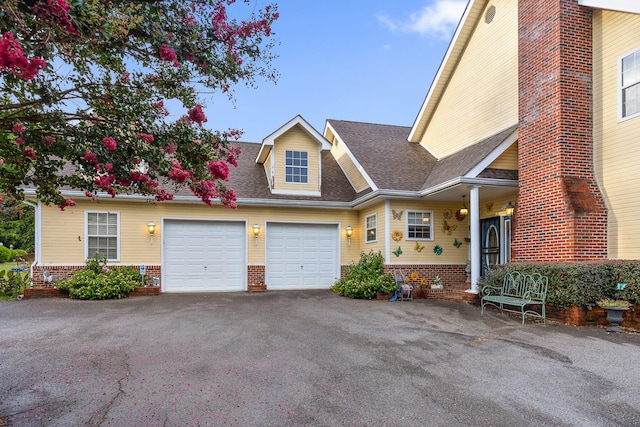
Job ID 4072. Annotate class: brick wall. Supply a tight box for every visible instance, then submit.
[514,0,607,262]
[248,265,265,286]
[382,264,467,287]
[31,265,161,288]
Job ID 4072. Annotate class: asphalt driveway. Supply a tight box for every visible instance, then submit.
[1,291,639,426]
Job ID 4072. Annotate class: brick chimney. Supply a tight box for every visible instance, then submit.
[514,0,607,261]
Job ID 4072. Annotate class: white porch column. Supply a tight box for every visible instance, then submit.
[469,186,481,293]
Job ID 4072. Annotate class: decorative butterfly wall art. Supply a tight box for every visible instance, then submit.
[414,241,425,252]
[392,210,404,221]
[392,246,403,257]
[442,219,457,235]
[453,238,463,248]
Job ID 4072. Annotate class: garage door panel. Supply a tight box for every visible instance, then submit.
[164,220,246,292]
[266,223,338,290]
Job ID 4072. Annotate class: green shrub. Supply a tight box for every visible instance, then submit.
[56,255,141,300]
[331,251,394,299]
[10,249,27,261]
[0,246,11,263]
[0,269,30,298]
[481,261,640,309]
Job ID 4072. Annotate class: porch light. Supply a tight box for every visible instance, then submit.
[505,201,515,217]
[147,221,156,236]
[459,195,469,218]
[252,224,261,245]
[346,225,353,246]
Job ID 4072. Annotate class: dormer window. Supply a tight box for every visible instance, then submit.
[285,150,308,183]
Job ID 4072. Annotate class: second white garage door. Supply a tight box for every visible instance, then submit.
[266,223,339,290]
[163,220,246,292]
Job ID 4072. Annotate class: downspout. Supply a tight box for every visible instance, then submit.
[20,200,39,283]
[384,200,391,264]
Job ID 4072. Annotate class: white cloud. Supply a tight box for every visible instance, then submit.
[377,0,468,40]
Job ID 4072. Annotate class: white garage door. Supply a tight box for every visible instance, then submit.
[266,223,339,290]
[163,220,246,292]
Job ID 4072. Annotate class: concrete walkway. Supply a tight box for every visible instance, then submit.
[1,291,639,426]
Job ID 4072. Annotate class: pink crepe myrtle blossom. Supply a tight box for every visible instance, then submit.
[187,104,207,126]
[129,171,150,182]
[167,161,191,183]
[207,160,230,181]
[164,143,177,154]
[94,174,116,189]
[12,123,26,134]
[22,147,37,160]
[103,136,117,151]
[42,135,55,146]
[159,44,178,62]
[155,189,174,202]
[15,137,25,146]
[190,180,218,206]
[0,32,46,80]
[59,198,76,211]
[82,150,99,166]
[137,133,155,143]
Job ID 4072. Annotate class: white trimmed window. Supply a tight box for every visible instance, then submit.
[86,212,119,261]
[406,210,433,240]
[621,49,640,119]
[285,150,308,183]
[365,214,377,243]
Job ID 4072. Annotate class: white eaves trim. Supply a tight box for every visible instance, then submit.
[578,0,640,14]
[323,121,378,192]
[256,114,331,164]
[465,128,519,178]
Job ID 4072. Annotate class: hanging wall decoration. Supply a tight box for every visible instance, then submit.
[392,246,403,257]
[391,230,403,241]
[443,209,452,219]
[442,219,457,235]
[392,210,404,221]
[414,241,425,252]
[453,238,463,248]
[433,245,443,256]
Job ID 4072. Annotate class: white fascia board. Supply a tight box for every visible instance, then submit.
[579,0,640,14]
[465,128,518,178]
[324,121,378,192]
[257,115,331,163]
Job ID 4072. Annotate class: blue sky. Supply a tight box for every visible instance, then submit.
[201,0,468,143]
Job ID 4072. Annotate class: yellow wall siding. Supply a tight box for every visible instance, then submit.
[593,10,640,258]
[487,142,518,170]
[419,0,518,158]
[330,141,370,192]
[272,126,320,192]
[39,199,361,266]
[387,201,469,265]
[361,203,386,256]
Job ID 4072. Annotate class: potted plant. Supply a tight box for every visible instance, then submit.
[597,284,631,332]
[431,276,443,290]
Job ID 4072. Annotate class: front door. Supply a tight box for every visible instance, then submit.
[481,217,500,277]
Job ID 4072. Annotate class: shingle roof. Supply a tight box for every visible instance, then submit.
[421,125,518,189]
[327,120,437,192]
[173,141,357,202]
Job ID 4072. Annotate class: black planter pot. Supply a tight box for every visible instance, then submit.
[604,307,628,332]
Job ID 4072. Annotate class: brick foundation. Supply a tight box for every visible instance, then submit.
[31,265,162,288]
[515,0,607,261]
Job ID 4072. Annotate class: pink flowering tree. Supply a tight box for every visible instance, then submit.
[0,0,279,209]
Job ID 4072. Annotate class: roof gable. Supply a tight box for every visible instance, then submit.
[256,115,331,164]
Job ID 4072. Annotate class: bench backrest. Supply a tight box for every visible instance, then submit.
[525,273,548,302]
[501,271,548,302]
[501,271,526,298]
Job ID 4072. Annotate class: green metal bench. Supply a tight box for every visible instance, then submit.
[481,271,548,325]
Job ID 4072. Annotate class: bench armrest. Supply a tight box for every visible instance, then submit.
[481,285,502,296]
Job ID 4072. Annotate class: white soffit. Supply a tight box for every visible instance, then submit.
[579,0,640,14]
